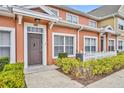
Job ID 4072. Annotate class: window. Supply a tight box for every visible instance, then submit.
[118,18,124,30]
[27,26,43,33]
[89,20,97,27]
[85,37,97,53]
[118,24,124,30]
[48,7,59,16]
[53,34,75,57]
[109,40,115,51]
[66,13,78,24]
[118,40,123,50]
[0,31,10,58]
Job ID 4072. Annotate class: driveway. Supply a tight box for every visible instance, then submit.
[86,69,124,88]
[24,65,84,88]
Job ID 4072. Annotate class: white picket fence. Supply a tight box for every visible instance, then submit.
[83,51,117,61]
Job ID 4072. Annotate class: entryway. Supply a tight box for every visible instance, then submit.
[24,23,47,68]
[101,35,106,52]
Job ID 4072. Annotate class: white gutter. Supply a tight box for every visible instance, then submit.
[0,6,15,17]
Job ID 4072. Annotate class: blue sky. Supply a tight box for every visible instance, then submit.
[68,5,102,13]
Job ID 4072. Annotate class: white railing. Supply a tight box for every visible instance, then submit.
[83,51,117,61]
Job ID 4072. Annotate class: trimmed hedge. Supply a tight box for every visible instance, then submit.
[0,57,10,71]
[58,53,68,59]
[3,63,24,71]
[0,57,10,64]
[56,54,124,78]
[0,63,25,88]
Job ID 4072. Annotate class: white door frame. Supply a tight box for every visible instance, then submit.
[0,26,16,64]
[101,35,106,52]
[24,22,47,68]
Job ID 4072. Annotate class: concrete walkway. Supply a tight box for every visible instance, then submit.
[25,65,84,88]
[86,69,124,88]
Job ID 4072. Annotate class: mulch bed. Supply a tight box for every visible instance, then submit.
[57,68,123,86]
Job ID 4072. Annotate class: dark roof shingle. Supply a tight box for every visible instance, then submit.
[88,5,121,17]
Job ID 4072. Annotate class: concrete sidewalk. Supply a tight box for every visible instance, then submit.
[86,69,124,88]
[25,65,84,88]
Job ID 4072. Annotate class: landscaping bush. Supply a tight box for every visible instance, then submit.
[0,57,10,71]
[0,63,25,88]
[58,53,68,58]
[56,58,83,77]
[117,51,124,55]
[56,54,124,78]
[3,63,24,71]
[0,57,10,64]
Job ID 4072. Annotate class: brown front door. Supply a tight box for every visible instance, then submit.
[28,33,42,65]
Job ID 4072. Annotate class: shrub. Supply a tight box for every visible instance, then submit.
[57,53,124,78]
[0,63,4,72]
[3,63,24,71]
[0,70,25,88]
[56,58,82,77]
[0,63,25,88]
[0,57,10,64]
[58,53,68,58]
[0,57,10,71]
[117,51,124,55]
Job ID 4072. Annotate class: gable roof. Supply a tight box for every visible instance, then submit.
[23,5,99,20]
[88,5,121,17]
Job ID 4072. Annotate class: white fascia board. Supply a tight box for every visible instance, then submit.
[23,5,56,16]
[40,6,56,16]
[0,7,15,17]
[23,5,40,9]
[13,7,59,22]
[0,11,15,17]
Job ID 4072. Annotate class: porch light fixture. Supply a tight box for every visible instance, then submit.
[34,18,40,26]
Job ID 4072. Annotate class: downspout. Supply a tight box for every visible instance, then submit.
[77,26,83,53]
[112,14,118,51]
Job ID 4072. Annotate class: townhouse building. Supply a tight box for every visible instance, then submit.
[0,5,119,68]
[89,5,124,52]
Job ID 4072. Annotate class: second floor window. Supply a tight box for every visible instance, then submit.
[66,13,78,24]
[118,24,124,30]
[89,20,97,27]
[118,18,124,30]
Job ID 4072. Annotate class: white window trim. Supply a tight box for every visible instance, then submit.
[24,22,47,68]
[47,7,59,16]
[66,13,79,24]
[84,36,98,53]
[118,18,124,30]
[0,26,15,64]
[108,38,116,51]
[89,20,97,28]
[52,32,76,59]
[117,39,124,51]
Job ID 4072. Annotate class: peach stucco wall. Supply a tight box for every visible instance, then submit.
[0,16,15,27]
[47,25,78,64]
[0,14,117,65]
[47,25,101,64]
[79,31,100,52]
